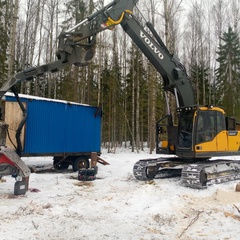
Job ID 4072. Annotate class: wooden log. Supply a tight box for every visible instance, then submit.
[97,156,110,165]
[224,212,240,221]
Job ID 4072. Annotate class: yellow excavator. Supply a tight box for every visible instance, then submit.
[0,0,240,191]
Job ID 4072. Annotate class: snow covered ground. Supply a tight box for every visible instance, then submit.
[0,148,240,240]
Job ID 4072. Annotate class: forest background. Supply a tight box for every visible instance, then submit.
[0,0,240,153]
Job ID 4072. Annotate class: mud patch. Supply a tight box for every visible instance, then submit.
[74,181,93,187]
[207,189,240,205]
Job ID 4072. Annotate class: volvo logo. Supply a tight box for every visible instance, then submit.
[140,30,164,59]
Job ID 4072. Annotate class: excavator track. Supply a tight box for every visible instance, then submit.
[133,158,240,189]
[133,158,183,181]
[181,160,240,189]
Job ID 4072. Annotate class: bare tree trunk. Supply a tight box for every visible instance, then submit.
[212,0,229,105]
[20,0,31,93]
[135,50,140,151]
[54,0,59,99]
[131,44,135,152]
[29,0,41,64]
[108,90,111,153]
[148,0,157,154]
[45,0,58,98]
[147,64,156,154]
[112,29,118,151]
[162,0,182,125]
[8,0,19,78]
[35,0,46,96]
[121,33,128,148]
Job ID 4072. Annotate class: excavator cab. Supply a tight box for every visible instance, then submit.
[157,106,240,160]
[177,106,240,159]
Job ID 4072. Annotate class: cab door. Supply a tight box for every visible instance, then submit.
[194,108,229,154]
[195,110,217,152]
[225,117,240,152]
[215,111,228,151]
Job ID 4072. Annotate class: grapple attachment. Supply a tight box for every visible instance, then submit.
[0,146,30,195]
[0,121,30,195]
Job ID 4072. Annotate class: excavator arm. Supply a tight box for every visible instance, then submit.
[62,0,194,105]
[0,1,137,96]
[57,0,195,107]
[0,35,95,99]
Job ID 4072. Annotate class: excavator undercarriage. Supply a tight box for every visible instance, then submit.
[133,105,240,189]
[133,158,240,189]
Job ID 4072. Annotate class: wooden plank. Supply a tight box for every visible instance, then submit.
[97,156,110,165]
[4,101,26,149]
[90,152,98,167]
[224,212,240,221]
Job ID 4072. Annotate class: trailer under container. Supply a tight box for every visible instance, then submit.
[2,93,102,171]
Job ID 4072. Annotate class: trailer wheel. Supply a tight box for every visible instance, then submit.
[73,157,89,172]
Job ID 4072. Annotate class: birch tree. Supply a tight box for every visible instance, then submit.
[8,0,19,78]
[14,0,46,95]
[43,0,59,98]
[0,1,10,84]
[147,0,158,153]
[34,0,47,96]
[184,1,208,105]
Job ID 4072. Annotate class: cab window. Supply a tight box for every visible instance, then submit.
[178,110,194,148]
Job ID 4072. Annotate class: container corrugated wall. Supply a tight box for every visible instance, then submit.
[4,95,101,156]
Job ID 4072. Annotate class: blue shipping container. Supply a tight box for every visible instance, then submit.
[4,94,101,156]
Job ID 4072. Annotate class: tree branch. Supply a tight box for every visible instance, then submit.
[179,210,203,238]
